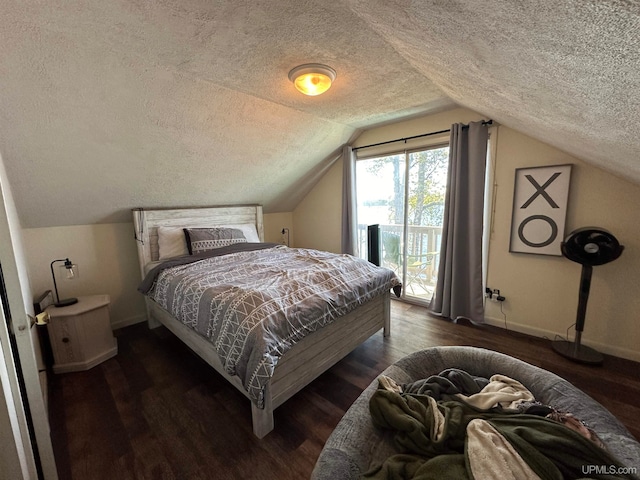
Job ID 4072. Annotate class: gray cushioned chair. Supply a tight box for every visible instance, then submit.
[311,346,640,479]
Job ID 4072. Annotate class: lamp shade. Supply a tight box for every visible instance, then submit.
[288,64,336,96]
[59,262,78,279]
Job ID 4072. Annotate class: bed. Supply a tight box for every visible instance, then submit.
[132,205,400,438]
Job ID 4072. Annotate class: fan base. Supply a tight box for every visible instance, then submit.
[551,340,603,365]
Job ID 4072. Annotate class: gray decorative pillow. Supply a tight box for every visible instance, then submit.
[183,227,247,254]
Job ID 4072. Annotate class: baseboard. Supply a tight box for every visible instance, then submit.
[484,315,640,363]
[111,313,147,330]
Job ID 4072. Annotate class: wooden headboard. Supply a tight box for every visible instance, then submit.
[132,205,264,278]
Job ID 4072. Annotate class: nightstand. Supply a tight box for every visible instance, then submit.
[45,294,118,373]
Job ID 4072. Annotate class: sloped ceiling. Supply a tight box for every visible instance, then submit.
[1,0,638,227]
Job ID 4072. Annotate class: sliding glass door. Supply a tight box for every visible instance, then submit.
[356,145,449,303]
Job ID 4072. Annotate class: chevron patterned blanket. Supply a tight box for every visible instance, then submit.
[141,244,401,407]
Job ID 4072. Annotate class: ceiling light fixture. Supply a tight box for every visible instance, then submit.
[288,63,336,96]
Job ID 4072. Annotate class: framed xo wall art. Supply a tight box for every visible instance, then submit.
[509,164,572,256]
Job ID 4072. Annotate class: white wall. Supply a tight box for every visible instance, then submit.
[263,212,294,246]
[293,107,640,362]
[293,160,343,253]
[22,224,147,330]
[484,126,640,361]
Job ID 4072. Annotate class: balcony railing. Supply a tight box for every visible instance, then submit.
[358,223,442,301]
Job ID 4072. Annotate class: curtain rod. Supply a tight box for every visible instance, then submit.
[353,119,493,152]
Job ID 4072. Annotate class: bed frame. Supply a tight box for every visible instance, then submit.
[132,205,391,438]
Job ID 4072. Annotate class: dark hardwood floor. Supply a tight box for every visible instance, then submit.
[48,301,640,479]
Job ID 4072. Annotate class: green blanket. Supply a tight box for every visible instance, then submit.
[366,386,637,480]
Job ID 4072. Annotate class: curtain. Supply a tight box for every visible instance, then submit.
[341,145,358,255]
[429,121,489,323]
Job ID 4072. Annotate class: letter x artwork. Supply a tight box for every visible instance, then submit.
[509,164,572,256]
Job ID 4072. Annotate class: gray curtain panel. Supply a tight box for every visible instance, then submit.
[341,145,358,255]
[429,122,489,323]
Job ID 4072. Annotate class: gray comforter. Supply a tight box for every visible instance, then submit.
[139,244,401,407]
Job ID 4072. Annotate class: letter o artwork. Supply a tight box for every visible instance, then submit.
[517,215,558,248]
[509,165,572,256]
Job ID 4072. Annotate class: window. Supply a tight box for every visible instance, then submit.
[356,145,449,304]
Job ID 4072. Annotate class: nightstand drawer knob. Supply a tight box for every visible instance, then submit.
[62,337,70,343]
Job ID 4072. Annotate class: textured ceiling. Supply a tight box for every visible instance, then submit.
[0,0,638,227]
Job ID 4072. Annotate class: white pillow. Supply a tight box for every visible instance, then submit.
[157,227,188,260]
[223,224,261,243]
[157,224,261,260]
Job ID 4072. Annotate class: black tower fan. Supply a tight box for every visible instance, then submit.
[551,227,624,364]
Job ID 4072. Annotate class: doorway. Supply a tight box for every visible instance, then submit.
[356,145,449,303]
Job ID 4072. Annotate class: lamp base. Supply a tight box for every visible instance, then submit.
[551,339,603,365]
[54,298,78,308]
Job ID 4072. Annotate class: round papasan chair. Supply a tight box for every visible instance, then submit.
[311,346,640,479]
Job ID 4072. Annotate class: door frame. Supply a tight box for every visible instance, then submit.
[0,157,58,479]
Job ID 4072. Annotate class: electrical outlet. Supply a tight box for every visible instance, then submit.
[485,287,505,302]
